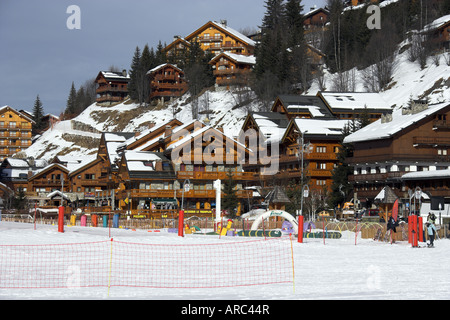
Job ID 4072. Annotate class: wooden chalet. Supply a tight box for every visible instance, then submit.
[27,163,71,206]
[0,106,34,162]
[147,64,188,102]
[344,101,450,207]
[108,120,255,217]
[95,71,130,106]
[164,20,255,58]
[276,118,348,193]
[303,7,329,31]
[209,52,255,88]
[0,157,47,193]
[115,151,178,217]
[68,157,109,205]
[422,14,450,50]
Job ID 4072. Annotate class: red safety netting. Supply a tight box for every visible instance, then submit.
[0,238,294,289]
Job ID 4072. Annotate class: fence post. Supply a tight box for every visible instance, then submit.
[418,217,423,242]
[58,206,64,233]
[178,210,184,237]
[297,215,304,243]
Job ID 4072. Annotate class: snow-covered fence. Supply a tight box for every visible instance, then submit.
[0,238,294,289]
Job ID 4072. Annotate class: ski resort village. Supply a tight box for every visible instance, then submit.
[1,0,450,301]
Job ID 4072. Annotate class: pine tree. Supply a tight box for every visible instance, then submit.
[140,44,154,104]
[32,95,44,135]
[65,82,77,118]
[328,123,355,210]
[128,46,142,101]
[222,170,238,218]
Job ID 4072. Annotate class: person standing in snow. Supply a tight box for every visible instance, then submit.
[427,222,437,248]
[387,216,398,243]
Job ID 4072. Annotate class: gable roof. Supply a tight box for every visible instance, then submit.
[146,63,185,76]
[185,20,256,47]
[0,105,36,124]
[272,94,334,118]
[344,102,450,144]
[95,71,130,83]
[281,118,349,143]
[209,52,256,65]
[423,14,450,33]
[28,163,69,181]
[317,92,392,113]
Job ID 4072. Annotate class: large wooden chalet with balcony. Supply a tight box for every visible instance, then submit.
[0,106,34,162]
[95,70,130,106]
[147,64,189,102]
[344,101,450,209]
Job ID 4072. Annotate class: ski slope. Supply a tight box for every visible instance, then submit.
[0,221,448,300]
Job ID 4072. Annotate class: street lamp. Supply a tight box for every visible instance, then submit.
[181,179,191,211]
[295,129,308,218]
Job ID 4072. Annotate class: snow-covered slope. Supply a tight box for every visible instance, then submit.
[23,89,259,161]
[24,45,449,161]
[307,45,450,107]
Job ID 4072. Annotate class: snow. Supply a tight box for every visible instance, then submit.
[295,118,349,136]
[319,92,392,111]
[423,14,450,32]
[0,221,449,300]
[210,21,256,47]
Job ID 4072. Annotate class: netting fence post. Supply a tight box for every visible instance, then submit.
[297,215,304,243]
[58,206,64,233]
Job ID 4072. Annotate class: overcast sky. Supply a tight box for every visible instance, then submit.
[0,0,326,116]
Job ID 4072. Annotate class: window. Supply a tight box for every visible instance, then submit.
[317,163,326,170]
[438,149,448,156]
[316,179,327,186]
[316,146,327,153]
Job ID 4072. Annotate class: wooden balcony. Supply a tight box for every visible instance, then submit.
[279,152,338,163]
[96,86,128,94]
[177,171,254,181]
[117,188,252,200]
[96,96,125,103]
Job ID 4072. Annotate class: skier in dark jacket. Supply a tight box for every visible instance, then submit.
[387,216,398,243]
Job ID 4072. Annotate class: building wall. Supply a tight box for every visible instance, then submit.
[0,107,33,162]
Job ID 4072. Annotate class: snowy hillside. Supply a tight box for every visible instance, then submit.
[24,45,449,161]
[306,42,450,107]
[23,89,259,161]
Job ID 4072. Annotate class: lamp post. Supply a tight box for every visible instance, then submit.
[179,179,190,237]
[296,130,308,218]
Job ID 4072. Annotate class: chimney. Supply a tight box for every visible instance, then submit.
[122,69,127,77]
[165,125,172,138]
[148,121,156,129]
[220,19,227,27]
[134,130,141,138]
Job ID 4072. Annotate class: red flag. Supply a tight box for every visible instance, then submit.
[392,199,399,221]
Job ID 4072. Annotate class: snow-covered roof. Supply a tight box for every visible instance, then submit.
[294,118,349,137]
[3,158,46,168]
[402,169,450,180]
[319,92,392,111]
[211,52,256,65]
[124,151,163,172]
[287,105,326,117]
[210,21,256,47]
[344,101,450,143]
[423,14,450,32]
[252,113,288,143]
[100,71,130,81]
[146,63,183,75]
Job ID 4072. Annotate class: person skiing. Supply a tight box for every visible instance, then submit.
[426,221,437,248]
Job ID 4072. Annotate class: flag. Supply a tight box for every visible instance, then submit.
[392,199,399,221]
